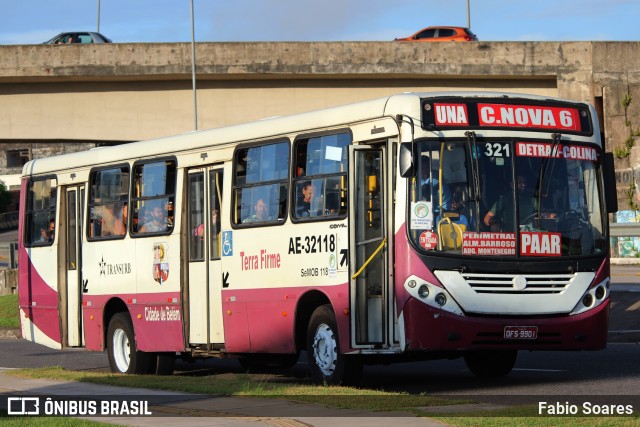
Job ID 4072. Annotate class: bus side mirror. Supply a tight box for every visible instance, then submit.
[603,152,618,213]
[399,142,415,178]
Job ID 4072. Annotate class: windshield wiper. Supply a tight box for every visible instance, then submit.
[535,133,562,224]
[465,131,482,230]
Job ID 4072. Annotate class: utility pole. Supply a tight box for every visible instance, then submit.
[467,0,471,29]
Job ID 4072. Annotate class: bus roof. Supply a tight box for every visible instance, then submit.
[22,91,589,177]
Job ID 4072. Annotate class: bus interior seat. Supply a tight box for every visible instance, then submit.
[325,191,341,214]
[437,214,467,250]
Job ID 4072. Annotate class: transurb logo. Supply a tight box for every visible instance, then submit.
[99,255,132,277]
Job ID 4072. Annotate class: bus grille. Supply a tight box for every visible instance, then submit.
[461,273,575,294]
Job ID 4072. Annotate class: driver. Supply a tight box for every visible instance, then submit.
[484,175,535,232]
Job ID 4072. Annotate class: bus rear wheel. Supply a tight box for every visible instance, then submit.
[107,313,152,374]
[306,305,361,385]
[464,350,517,378]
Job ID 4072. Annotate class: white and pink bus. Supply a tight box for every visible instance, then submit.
[18,92,617,384]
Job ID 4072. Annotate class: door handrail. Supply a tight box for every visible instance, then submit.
[351,237,387,280]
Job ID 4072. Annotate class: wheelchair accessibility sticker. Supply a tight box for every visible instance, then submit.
[222,231,233,257]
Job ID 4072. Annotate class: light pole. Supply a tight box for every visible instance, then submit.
[190,0,198,131]
[97,0,101,33]
[466,0,471,29]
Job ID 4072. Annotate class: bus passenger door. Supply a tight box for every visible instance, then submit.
[186,167,224,345]
[349,146,388,347]
[61,185,84,347]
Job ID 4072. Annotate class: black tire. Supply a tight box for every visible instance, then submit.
[152,353,176,375]
[306,304,362,385]
[106,313,153,374]
[464,350,517,378]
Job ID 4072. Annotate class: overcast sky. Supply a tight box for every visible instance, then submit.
[1,0,639,44]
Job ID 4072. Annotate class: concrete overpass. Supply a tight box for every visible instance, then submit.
[1,41,639,204]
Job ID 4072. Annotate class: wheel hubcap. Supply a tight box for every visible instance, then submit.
[112,328,130,373]
[312,323,337,376]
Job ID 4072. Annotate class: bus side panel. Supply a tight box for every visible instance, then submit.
[17,248,62,349]
[82,305,104,351]
[131,292,184,352]
[220,295,250,352]
[18,178,62,349]
[221,284,350,354]
[81,293,185,352]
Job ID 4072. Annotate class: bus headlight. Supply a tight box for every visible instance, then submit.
[403,275,463,316]
[570,279,610,316]
[417,285,429,299]
[435,293,447,306]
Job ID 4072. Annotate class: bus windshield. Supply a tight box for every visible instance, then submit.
[408,138,606,257]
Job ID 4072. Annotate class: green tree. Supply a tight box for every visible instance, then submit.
[0,180,13,213]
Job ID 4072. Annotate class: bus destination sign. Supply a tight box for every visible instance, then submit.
[423,99,591,135]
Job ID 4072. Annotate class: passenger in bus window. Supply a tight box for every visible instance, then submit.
[166,201,174,228]
[420,161,451,213]
[48,219,55,242]
[100,204,118,237]
[243,198,269,223]
[38,227,49,243]
[484,175,535,232]
[113,203,128,236]
[140,203,168,232]
[296,181,313,217]
[194,209,221,256]
[211,208,221,257]
[447,184,470,228]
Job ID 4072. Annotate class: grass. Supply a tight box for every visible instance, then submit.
[7,366,458,412]
[0,293,19,328]
[7,367,640,426]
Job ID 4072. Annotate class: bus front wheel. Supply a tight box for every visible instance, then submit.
[464,350,517,378]
[306,305,361,385]
[107,313,152,374]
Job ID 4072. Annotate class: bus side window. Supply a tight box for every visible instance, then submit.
[87,166,129,240]
[131,159,176,236]
[233,141,289,226]
[25,178,57,246]
[292,132,350,220]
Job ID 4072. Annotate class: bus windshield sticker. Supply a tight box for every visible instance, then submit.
[325,146,342,162]
[516,142,597,161]
[328,253,337,277]
[462,232,516,256]
[520,232,561,256]
[152,243,169,284]
[419,231,438,251]
[410,201,433,230]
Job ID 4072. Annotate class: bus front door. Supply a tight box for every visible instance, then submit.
[61,185,84,347]
[186,167,224,346]
[349,146,388,347]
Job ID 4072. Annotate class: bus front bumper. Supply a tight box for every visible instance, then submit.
[402,296,610,351]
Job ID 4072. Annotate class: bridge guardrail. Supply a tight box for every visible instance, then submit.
[610,223,640,238]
